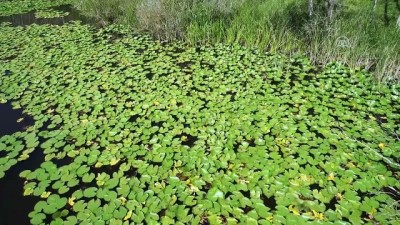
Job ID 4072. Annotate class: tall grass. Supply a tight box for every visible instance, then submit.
[75,0,400,83]
[135,0,189,40]
[297,1,400,82]
[75,0,141,25]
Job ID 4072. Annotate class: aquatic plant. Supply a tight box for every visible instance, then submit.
[0,0,72,16]
[34,9,70,19]
[0,19,400,225]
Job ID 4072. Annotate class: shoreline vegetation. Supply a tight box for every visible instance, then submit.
[75,0,400,83]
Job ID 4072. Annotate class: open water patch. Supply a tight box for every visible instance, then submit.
[0,102,40,225]
[0,148,44,225]
[0,5,93,26]
[0,102,34,136]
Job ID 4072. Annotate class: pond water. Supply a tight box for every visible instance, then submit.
[0,148,43,225]
[0,4,95,224]
[0,103,39,225]
[0,103,34,136]
[0,5,92,26]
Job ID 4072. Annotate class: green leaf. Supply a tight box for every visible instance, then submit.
[206,187,224,201]
[84,187,98,198]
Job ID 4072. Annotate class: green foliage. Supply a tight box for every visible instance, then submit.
[34,9,70,19]
[75,0,141,26]
[0,0,72,16]
[1,18,400,224]
[74,0,400,82]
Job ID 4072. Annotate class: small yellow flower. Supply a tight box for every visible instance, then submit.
[327,172,335,181]
[110,158,120,166]
[378,143,385,149]
[119,197,127,205]
[188,184,200,193]
[40,191,51,199]
[289,205,300,216]
[68,197,76,206]
[336,192,343,201]
[312,210,324,220]
[124,210,133,221]
[368,208,377,216]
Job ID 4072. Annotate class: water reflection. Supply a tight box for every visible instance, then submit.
[0,4,93,26]
[0,102,34,136]
[0,149,43,225]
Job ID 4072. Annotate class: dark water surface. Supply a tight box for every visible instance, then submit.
[0,149,43,225]
[0,5,93,26]
[0,102,34,136]
[0,103,39,225]
[0,5,95,224]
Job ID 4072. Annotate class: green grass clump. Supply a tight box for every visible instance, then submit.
[74,0,141,26]
[74,0,400,83]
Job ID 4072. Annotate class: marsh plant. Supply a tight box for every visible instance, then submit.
[135,0,189,40]
[1,0,400,224]
[34,9,70,19]
[75,0,141,25]
[0,0,73,16]
[75,0,400,83]
[131,0,243,40]
[1,21,400,224]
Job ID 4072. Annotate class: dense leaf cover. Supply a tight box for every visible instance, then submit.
[0,2,399,225]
